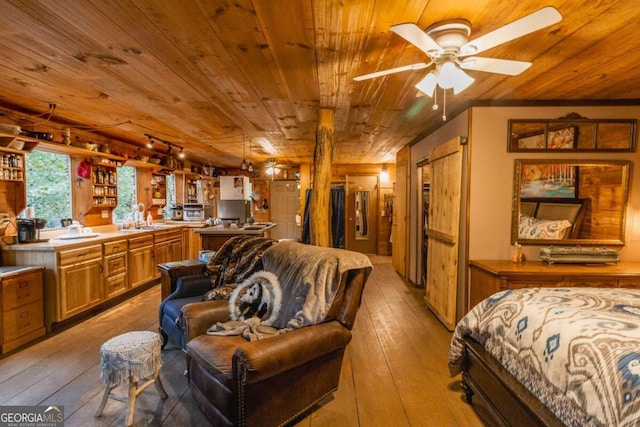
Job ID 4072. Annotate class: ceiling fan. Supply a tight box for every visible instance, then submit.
[353,6,562,96]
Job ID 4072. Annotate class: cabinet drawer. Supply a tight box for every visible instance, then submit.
[58,245,102,265]
[104,239,127,255]
[562,277,619,288]
[2,300,44,342]
[129,235,153,250]
[618,278,640,288]
[2,271,43,310]
[155,229,182,243]
[104,253,127,277]
[105,273,127,299]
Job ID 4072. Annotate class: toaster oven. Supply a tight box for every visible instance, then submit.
[182,203,204,221]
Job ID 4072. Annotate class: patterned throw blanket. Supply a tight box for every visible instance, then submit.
[202,235,277,301]
[449,287,640,427]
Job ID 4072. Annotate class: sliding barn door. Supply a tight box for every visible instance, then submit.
[425,137,464,331]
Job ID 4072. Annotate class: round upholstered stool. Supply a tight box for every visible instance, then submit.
[95,331,167,426]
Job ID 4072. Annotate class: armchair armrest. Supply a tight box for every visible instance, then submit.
[181,299,230,343]
[233,321,352,384]
[168,275,212,300]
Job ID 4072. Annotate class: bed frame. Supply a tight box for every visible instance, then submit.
[460,337,565,427]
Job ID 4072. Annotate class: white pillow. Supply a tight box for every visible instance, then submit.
[519,215,572,239]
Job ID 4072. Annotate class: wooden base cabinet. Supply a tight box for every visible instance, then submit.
[154,229,183,279]
[0,267,45,354]
[128,235,156,288]
[58,245,103,320]
[469,260,640,312]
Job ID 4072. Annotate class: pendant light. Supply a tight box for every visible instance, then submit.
[241,136,248,170]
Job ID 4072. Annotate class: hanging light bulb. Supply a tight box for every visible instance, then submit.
[241,136,248,170]
[178,146,185,159]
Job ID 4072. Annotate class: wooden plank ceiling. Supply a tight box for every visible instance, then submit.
[0,0,638,170]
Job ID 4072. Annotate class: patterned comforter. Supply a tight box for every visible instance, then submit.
[449,287,640,427]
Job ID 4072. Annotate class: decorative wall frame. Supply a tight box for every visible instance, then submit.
[508,113,636,152]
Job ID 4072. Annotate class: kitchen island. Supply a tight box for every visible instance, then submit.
[195,223,277,250]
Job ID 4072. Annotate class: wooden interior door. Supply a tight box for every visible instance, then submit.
[425,137,464,331]
[269,180,300,240]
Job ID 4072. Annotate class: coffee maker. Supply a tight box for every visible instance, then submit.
[17,218,47,243]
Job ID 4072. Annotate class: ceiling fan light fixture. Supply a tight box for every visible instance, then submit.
[415,72,438,97]
[451,68,475,94]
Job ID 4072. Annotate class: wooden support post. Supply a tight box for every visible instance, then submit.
[310,108,334,247]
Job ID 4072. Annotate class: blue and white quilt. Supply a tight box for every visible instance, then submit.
[449,287,640,427]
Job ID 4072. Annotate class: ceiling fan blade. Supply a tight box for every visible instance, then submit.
[353,62,431,81]
[460,6,562,56]
[459,57,531,75]
[391,23,443,56]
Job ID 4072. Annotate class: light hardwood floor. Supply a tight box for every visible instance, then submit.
[0,256,488,426]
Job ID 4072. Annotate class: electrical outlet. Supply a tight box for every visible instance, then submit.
[0,212,10,223]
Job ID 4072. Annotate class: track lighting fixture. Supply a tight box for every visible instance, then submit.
[143,133,185,159]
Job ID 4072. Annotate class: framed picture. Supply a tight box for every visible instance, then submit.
[546,125,577,149]
[515,125,577,150]
[519,163,578,198]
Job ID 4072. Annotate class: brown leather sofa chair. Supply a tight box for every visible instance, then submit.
[182,241,372,427]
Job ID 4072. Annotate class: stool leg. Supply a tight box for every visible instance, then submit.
[126,380,138,427]
[154,371,168,399]
[95,384,113,417]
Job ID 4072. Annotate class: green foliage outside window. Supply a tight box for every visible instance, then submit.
[114,166,137,221]
[25,151,72,229]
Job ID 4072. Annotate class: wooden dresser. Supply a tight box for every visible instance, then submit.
[1,266,45,354]
[469,260,640,312]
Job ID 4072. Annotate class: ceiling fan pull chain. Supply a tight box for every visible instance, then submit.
[442,88,447,121]
[432,89,439,111]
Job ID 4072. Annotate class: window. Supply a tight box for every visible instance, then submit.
[164,174,175,218]
[25,151,72,229]
[114,166,136,221]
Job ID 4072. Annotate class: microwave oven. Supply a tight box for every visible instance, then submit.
[182,203,204,221]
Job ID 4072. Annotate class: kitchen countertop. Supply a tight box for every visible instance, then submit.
[194,223,277,235]
[0,265,43,277]
[1,222,187,252]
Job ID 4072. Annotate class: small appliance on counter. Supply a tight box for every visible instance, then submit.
[169,204,183,220]
[183,203,204,221]
[17,218,47,243]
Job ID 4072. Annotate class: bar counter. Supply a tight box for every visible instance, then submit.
[194,223,277,250]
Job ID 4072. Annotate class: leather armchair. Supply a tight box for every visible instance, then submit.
[184,242,371,427]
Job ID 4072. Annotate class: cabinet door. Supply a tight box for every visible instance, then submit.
[58,259,103,319]
[169,238,183,262]
[154,241,170,276]
[128,245,155,288]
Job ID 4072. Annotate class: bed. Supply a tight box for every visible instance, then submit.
[449,287,640,427]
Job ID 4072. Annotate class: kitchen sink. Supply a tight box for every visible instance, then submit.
[120,224,175,232]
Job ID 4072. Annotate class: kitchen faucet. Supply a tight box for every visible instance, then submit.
[134,203,145,228]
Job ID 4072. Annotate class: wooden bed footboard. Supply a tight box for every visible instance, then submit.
[461,337,564,427]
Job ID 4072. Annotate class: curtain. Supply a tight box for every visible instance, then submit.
[331,186,345,248]
[301,189,312,244]
[301,187,345,248]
